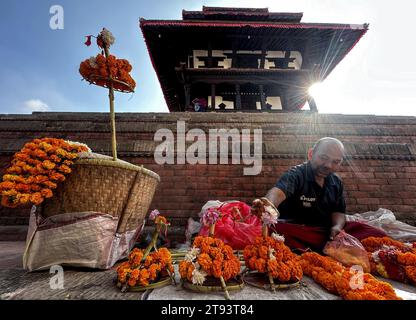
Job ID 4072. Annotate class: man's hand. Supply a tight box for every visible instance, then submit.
[251,198,280,220]
[329,226,342,240]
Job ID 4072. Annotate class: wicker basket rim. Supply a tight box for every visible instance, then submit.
[75,158,160,182]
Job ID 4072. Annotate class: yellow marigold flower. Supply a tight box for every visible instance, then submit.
[3,174,19,182]
[19,193,31,204]
[42,160,56,170]
[41,188,53,198]
[39,142,53,152]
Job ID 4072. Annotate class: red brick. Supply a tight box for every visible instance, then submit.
[402,199,416,205]
[352,172,375,179]
[374,172,396,179]
[346,191,370,198]
[356,198,380,205]
[396,172,416,179]
[381,185,407,192]
[379,198,403,205]
[396,191,416,198]
[357,185,380,191]
[386,205,415,213]
[387,179,410,185]
[369,179,388,185]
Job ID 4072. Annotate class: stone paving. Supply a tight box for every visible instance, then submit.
[1,241,416,300]
[0,242,143,300]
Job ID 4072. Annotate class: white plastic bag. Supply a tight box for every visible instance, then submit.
[346,208,416,242]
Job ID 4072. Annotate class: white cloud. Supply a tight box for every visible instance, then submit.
[22,99,50,113]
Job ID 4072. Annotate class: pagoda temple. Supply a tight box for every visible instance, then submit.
[140,6,368,112]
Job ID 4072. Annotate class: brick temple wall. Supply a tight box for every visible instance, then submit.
[1,112,415,243]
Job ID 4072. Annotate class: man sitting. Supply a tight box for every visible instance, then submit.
[256,137,386,252]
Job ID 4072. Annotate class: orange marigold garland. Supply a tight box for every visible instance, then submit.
[243,233,303,285]
[117,247,174,288]
[80,28,135,93]
[244,198,301,290]
[79,54,136,92]
[361,236,416,285]
[179,236,241,284]
[300,252,401,300]
[116,211,175,291]
[0,138,90,208]
[179,209,241,300]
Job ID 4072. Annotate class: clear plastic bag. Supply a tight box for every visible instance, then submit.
[323,230,371,273]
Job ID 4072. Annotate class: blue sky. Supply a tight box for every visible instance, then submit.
[0,0,415,116]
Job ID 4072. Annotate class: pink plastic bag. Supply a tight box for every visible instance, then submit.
[198,201,262,249]
[323,230,371,273]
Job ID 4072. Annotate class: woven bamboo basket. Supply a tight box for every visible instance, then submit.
[40,153,160,233]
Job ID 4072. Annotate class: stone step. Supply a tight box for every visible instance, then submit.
[0,226,28,241]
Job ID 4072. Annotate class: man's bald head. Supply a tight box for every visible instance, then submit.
[312,137,345,156]
[309,137,345,179]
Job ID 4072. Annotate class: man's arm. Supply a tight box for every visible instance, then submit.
[330,212,346,240]
[265,187,287,208]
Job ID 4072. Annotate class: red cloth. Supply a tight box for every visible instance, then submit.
[271,221,387,252]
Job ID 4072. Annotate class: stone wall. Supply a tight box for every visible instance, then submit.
[1,112,415,242]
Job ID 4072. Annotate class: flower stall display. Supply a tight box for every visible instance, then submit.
[300,251,401,300]
[116,210,175,291]
[0,138,90,208]
[361,236,416,285]
[179,208,243,300]
[80,28,135,161]
[243,198,302,291]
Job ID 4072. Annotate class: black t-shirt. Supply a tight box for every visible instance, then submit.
[275,161,346,229]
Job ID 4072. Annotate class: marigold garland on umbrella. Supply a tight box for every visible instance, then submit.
[0,138,90,208]
[79,28,136,92]
[361,236,416,285]
[300,251,401,300]
[79,54,136,92]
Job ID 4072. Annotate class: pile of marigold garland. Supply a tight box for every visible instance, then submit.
[0,138,90,208]
[179,236,241,285]
[244,233,303,283]
[79,54,136,92]
[79,28,136,92]
[361,236,416,285]
[117,246,173,287]
[300,251,401,300]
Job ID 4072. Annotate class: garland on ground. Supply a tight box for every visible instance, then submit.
[0,138,90,208]
[179,235,241,285]
[300,251,401,300]
[243,233,303,283]
[361,236,416,285]
[117,247,173,287]
[116,213,174,288]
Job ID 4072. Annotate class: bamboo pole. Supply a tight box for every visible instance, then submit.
[103,45,117,161]
[220,276,231,300]
[262,224,268,237]
[209,224,215,237]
